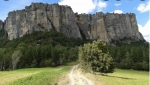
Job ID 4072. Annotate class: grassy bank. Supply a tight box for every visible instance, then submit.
[0,66,71,85]
[83,69,149,85]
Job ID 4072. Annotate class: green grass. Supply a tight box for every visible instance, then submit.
[94,69,149,85]
[0,66,71,85]
[0,64,148,85]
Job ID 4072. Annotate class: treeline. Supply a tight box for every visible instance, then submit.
[107,43,149,71]
[17,44,78,68]
[0,30,91,70]
[0,29,149,71]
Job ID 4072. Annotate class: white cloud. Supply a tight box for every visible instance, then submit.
[113,10,123,14]
[114,3,121,6]
[138,20,150,42]
[97,1,107,11]
[137,1,150,13]
[58,0,107,14]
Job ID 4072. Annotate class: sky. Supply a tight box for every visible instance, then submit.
[0,0,149,42]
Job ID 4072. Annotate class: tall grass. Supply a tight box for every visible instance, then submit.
[0,66,70,85]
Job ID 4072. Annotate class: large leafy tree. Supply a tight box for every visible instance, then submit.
[78,40,114,73]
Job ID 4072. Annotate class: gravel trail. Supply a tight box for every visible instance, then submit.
[66,65,94,85]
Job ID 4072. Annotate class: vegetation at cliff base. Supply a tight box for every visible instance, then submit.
[0,30,91,70]
[0,29,149,71]
[107,43,149,71]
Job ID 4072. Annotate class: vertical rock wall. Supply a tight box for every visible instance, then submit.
[3,3,145,43]
[75,12,145,43]
[4,3,81,40]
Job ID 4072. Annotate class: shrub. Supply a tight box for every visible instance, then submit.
[78,40,115,73]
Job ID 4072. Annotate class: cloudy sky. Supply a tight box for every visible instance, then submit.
[0,0,149,42]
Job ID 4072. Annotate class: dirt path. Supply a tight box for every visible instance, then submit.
[57,65,94,85]
[66,65,94,85]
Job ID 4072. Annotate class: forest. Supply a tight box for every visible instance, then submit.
[0,29,149,71]
[107,43,149,71]
[0,30,90,70]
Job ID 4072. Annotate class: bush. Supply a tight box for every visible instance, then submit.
[79,40,115,73]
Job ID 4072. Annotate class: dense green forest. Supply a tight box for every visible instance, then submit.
[107,43,149,71]
[0,29,149,71]
[0,30,91,70]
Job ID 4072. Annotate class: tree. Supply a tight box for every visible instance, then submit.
[12,50,22,70]
[120,51,132,69]
[78,40,114,74]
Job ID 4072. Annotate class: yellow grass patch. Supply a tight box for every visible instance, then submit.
[0,71,40,85]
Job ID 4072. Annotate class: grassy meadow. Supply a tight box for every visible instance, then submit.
[0,66,71,85]
[83,69,149,85]
[0,63,149,85]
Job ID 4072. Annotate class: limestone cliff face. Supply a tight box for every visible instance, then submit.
[75,12,145,43]
[75,12,109,42]
[3,3,145,44]
[4,2,81,40]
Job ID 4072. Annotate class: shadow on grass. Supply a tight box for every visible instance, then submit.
[99,74,136,80]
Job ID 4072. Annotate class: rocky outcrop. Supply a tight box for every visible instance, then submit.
[75,12,109,42]
[0,20,3,30]
[4,3,81,40]
[75,12,145,43]
[3,2,145,44]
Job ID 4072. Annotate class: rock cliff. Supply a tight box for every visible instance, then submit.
[0,20,3,30]
[3,2,145,44]
[4,2,81,40]
[75,12,145,43]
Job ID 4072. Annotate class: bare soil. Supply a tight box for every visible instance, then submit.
[57,65,94,85]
